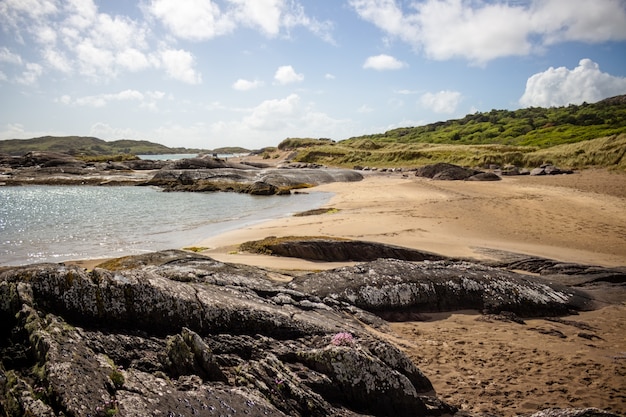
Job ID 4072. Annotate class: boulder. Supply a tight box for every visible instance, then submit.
[466,172,501,181]
[415,163,483,180]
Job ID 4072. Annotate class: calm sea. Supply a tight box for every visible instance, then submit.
[0,185,330,266]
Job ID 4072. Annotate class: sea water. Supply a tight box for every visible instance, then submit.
[0,185,330,266]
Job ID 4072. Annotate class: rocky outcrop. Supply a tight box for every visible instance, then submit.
[0,250,453,417]
[240,237,446,262]
[1,152,363,192]
[0,250,614,416]
[415,163,501,181]
[146,168,364,194]
[288,258,594,320]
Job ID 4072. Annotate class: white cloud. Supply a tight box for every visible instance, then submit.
[349,0,626,65]
[146,0,333,42]
[146,0,235,41]
[43,49,72,73]
[530,0,626,45]
[232,78,263,91]
[75,39,116,78]
[358,104,374,113]
[363,54,406,70]
[116,48,151,72]
[16,63,43,85]
[34,26,57,45]
[0,47,23,65]
[60,89,157,108]
[230,0,283,36]
[89,122,146,141]
[325,73,335,80]
[243,94,301,130]
[519,59,626,107]
[160,49,202,84]
[419,90,463,114]
[274,65,304,84]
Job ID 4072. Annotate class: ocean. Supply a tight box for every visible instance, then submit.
[0,185,330,266]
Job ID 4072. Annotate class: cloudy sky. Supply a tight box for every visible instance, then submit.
[1,0,626,150]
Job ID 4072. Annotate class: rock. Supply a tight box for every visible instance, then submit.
[240,237,446,262]
[415,163,486,181]
[146,168,363,194]
[288,258,594,319]
[0,250,451,416]
[496,257,626,284]
[466,172,501,181]
[18,151,85,168]
[530,165,574,176]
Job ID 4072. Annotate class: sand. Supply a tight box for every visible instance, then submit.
[198,169,626,268]
[195,167,626,416]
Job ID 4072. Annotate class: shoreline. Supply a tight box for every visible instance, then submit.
[197,168,626,270]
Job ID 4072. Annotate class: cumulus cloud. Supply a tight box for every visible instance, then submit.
[0,0,169,82]
[146,0,333,41]
[363,54,406,70]
[419,90,463,114]
[519,59,626,107]
[160,49,202,84]
[349,0,626,65]
[232,78,263,91]
[243,93,301,130]
[146,0,235,41]
[274,65,304,85]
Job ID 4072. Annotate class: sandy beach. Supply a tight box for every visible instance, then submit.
[192,167,626,416]
[198,168,626,269]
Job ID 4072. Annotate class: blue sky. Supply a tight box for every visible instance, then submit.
[1,0,626,150]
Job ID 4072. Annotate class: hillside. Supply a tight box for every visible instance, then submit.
[0,136,209,156]
[279,95,626,170]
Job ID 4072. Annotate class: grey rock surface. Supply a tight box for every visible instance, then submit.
[288,258,594,319]
[0,250,446,417]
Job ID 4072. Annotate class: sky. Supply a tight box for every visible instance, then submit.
[1,0,626,150]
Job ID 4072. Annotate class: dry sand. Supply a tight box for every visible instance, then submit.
[198,169,626,268]
[195,167,626,416]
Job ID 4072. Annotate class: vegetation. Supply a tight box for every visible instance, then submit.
[239,236,348,255]
[211,146,251,155]
[291,95,626,170]
[0,136,210,156]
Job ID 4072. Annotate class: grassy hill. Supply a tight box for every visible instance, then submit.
[280,95,626,170]
[0,136,210,157]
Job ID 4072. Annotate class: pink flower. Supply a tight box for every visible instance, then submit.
[331,332,355,346]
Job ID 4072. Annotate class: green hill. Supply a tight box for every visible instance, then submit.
[281,95,626,170]
[0,136,209,156]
